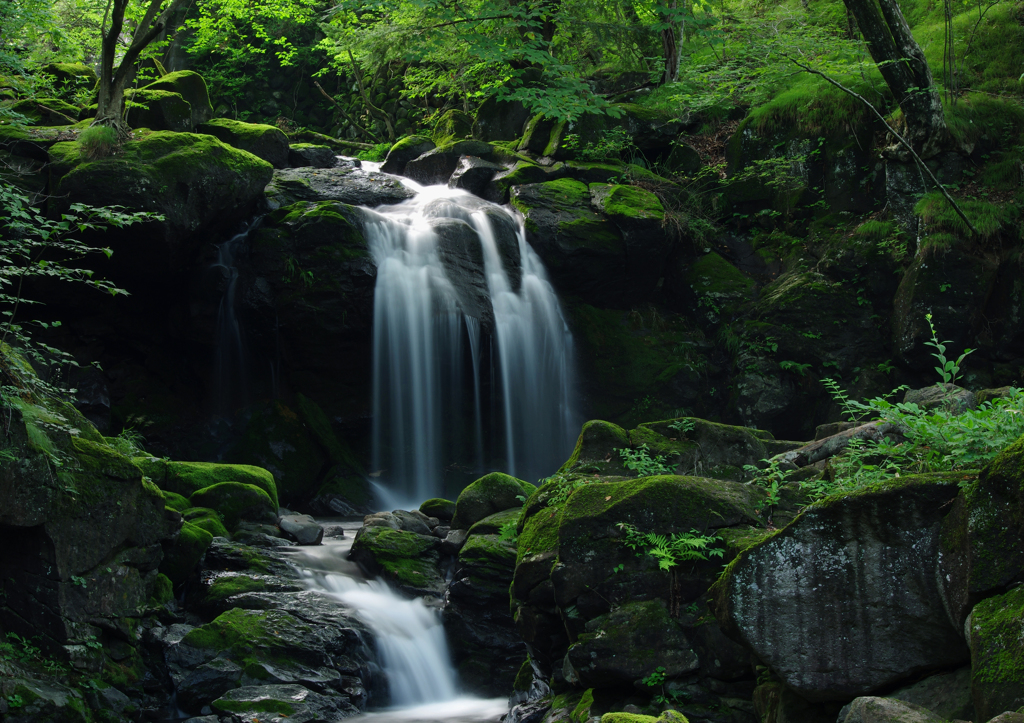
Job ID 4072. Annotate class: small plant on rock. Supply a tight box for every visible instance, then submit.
[619,444,675,476]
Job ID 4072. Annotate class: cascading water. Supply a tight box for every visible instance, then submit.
[284,525,507,722]
[366,183,578,503]
[212,219,260,414]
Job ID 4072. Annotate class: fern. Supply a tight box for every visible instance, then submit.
[617,523,723,570]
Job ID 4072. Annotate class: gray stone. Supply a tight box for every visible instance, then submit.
[888,667,974,721]
[279,514,324,545]
[177,657,243,713]
[717,473,968,701]
[391,509,432,536]
[84,684,133,715]
[264,166,414,210]
[442,528,469,554]
[839,697,946,723]
[288,144,337,169]
[986,713,1024,723]
[404,140,495,185]
[380,136,435,175]
[448,155,504,196]
[903,384,977,414]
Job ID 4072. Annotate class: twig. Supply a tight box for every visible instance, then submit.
[784,54,979,236]
[346,49,395,142]
[312,80,380,143]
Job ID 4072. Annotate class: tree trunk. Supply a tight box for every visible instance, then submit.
[94,0,186,138]
[842,0,948,157]
[661,26,681,84]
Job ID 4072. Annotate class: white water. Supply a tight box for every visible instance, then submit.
[284,528,506,722]
[366,183,578,503]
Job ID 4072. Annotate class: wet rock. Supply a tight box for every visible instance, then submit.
[449,156,504,196]
[391,510,432,536]
[715,472,970,701]
[420,498,456,522]
[177,657,244,713]
[404,140,494,185]
[349,526,445,597]
[838,697,946,723]
[442,529,469,554]
[280,514,325,545]
[432,216,494,325]
[381,135,436,175]
[264,166,414,209]
[451,472,536,530]
[289,143,337,169]
[967,585,1024,720]
[888,667,974,721]
[0,677,90,723]
[211,683,358,722]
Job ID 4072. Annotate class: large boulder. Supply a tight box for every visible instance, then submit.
[47,130,272,283]
[451,472,536,530]
[125,88,193,132]
[967,585,1024,720]
[713,472,972,701]
[212,684,358,722]
[189,482,277,530]
[161,520,214,585]
[449,155,505,196]
[838,697,945,723]
[143,70,215,127]
[198,118,290,168]
[887,667,974,721]
[136,458,279,509]
[287,143,337,169]
[264,165,414,209]
[348,526,445,597]
[380,135,435,175]
[472,96,531,142]
[404,140,495,185]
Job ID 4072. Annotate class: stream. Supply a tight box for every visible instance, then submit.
[279,521,508,723]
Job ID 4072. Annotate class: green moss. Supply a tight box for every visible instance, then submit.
[513,658,533,691]
[970,585,1024,686]
[71,436,141,481]
[572,689,595,723]
[432,109,474,144]
[181,607,309,651]
[137,458,279,510]
[517,501,564,564]
[810,470,972,509]
[160,489,190,512]
[200,117,281,142]
[687,252,754,299]
[420,497,456,521]
[601,712,659,723]
[747,70,888,135]
[159,521,213,585]
[510,178,589,215]
[451,472,536,529]
[206,574,267,603]
[915,192,1021,243]
[213,698,296,716]
[468,507,521,536]
[589,184,665,221]
[182,506,230,538]
[189,482,275,530]
[148,573,174,605]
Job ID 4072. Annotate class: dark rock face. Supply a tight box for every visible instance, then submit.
[349,526,445,598]
[198,118,291,168]
[288,144,338,169]
[838,697,945,723]
[404,140,495,185]
[125,89,194,132]
[143,70,215,128]
[380,136,436,176]
[472,96,531,142]
[715,473,971,701]
[443,534,525,696]
[265,166,415,208]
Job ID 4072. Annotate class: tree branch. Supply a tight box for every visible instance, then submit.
[784,54,979,236]
[313,80,380,143]
[346,49,395,143]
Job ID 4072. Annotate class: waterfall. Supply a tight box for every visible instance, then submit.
[212,219,260,414]
[366,184,578,503]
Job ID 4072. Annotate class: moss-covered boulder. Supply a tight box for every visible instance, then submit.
[0,677,91,723]
[518,113,557,155]
[940,436,1024,629]
[485,160,558,203]
[444,533,524,695]
[125,88,193,132]
[451,472,536,530]
[472,95,531,142]
[683,252,755,326]
[713,472,973,701]
[142,70,214,128]
[432,109,474,144]
[264,164,414,209]
[566,599,698,687]
[136,458,279,510]
[160,520,214,585]
[419,498,456,522]
[403,139,494,185]
[348,526,445,597]
[287,143,336,169]
[189,482,277,531]
[161,489,191,512]
[558,419,632,475]
[182,506,230,538]
[198,117,290,168]
[11,97,80,125]
[47,130,272,276]
[380,135,435,175]
[41,62,97,93]
[0,358,179,653]
[968,585,1024,720]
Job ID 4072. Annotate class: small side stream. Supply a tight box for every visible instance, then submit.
[279,521,507,723]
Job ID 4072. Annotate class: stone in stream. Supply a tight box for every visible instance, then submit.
[264,165,414,209]
[403,139,495,185]
[288,143,337,169]
[448,155,504,196]
[380,135,436,175]
[279,513,325,545]
[212,683,359,722]
[837,697,946,723]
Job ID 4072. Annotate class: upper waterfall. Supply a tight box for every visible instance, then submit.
[364,182,578,503]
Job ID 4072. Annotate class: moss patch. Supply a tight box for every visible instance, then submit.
[205,574,268,603]
[452,472,536,530]
[182,506,230,538]
[137,458,279,509]
[159,521,213,585]
[189,482,276,531]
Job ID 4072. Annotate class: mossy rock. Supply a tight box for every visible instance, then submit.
[41,62,97,90]
[602,712,689,723]
[160,489,190,512]
[142,70,214,127]
[558,419,632,475]
[566,599,697,687]
[589,184,664,222]
[189,482,277,531]
[160,521,213,586]
[286,143,336,169]
[940,435,1024,628]
[212,684,354,721]
[198,117,290,168]
[148,572,174,605]
[48,130,273,257]
[432,109,474,144]
[419,497,456,522]
[182,506,230,538]
[457,533,518,586]
[205,573,269,603]
[451,472,536,530]
[968,585,1024,720]
[11,97,80,125]
[519,113,556,154]
[488,160,553,203]
[125,88,192,132]
[349,526,445,596]
[686,252,755,322]
[381,135,435,175]
[467,507,520,536]
[137,458,279,510]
